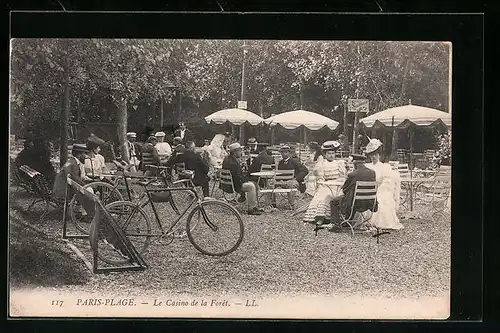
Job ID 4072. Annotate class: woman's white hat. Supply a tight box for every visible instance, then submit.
[155,131,166,137]
[365,138,383,154]
[321,140,341,151]
[228,142,242,152]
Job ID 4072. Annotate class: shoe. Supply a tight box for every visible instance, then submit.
[237,195,246,203]
[247,207,263,215]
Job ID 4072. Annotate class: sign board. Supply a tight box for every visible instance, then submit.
[348,99,369,113]
[237,101,247,110]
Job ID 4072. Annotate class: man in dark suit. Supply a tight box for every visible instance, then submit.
[277,145,309,192]
[174,122,195,143]
[165,141,210,197]
[247,142,275,187]
[329,153,378,227]
[222,143,263,215]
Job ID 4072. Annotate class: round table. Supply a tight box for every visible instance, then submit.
[250,170,288,178]
[400,177,435,211]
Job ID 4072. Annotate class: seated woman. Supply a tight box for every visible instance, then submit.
[304,141,324,197]
[303,141,347,225]
[204,134,227,168]
[364,138,403,230]
[84,134,110,179]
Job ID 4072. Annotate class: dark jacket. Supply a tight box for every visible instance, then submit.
[340,163,378,218]
[166,150,209,186]
[222,154,246,193]
[53,156,85,199]
[174,128,195,143]
[247,151,275,185]
[277,157,309,183]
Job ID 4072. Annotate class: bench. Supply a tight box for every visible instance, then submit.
[19,165,65,220]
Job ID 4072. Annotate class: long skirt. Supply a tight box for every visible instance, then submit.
[303,183,341,222]
[305,173,317,197]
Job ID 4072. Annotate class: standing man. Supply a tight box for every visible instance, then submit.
[126,132,142,170]
[155,131,172,165]
[174,122,195,143]
[222,143,264,215]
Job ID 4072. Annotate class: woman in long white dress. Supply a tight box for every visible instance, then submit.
[364,139,403,230]
[204,134,228,168]
[303,141,347,225]
[304,141,324,197]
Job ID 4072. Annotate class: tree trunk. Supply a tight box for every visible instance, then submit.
[299,80,304,109]
[59,64,71,167]
[117,98,129,162]
[160,96,164,129]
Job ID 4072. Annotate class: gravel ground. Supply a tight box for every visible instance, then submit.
[9,186,450,301]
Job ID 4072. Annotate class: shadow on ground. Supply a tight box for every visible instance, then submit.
[9,209,90,288]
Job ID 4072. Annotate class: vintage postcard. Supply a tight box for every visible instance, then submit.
[9,38,451,319]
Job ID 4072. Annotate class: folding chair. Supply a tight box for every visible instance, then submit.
[219,169,239,202]
[260,169,298,210]
[420,175,451,222]
[319,181,380,240]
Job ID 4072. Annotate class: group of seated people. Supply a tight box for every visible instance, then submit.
[301,138,403,232]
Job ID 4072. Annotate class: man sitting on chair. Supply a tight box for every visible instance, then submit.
[327,153,378,230]
[271,145,308,208]
[247,142,275,188]
[222,143,264,215]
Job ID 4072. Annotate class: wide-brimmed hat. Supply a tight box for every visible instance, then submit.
[247,137,257,144]
[72,143,89,153]
[321,140,341,151]
[126,132,137,138]
[228,142,243,152]
[365,138,383,154]
[155,131,166,137]
[86,134,105,150]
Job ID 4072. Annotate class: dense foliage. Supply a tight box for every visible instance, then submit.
[10,39,450,144]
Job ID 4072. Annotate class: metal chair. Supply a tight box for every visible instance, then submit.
[219,169,239,202]
[260,169,298,210]
[339,181,380,241]
[420,175,451,222]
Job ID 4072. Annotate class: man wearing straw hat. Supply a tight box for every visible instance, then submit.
[126,132,142,170]
[222,142,264,215]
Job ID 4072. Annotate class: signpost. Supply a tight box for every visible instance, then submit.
[348,99,369,153]
[237,101,247,110]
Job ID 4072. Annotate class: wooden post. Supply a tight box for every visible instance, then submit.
[117,98,129,162]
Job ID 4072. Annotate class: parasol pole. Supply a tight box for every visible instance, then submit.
[409,125,413,178]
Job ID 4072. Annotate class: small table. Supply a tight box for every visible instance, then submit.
[400,177,435,211]
[316,179,346,196]
[250,170,287,178]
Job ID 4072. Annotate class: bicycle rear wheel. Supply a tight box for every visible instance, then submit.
[96,201,151,265]
[69,181,123,234]
[186,200,244,256]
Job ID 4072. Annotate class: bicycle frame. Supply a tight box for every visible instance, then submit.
[137,178,218,238]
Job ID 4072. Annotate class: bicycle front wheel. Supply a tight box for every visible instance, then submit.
[69,181,123,234]
[186,200,244,256]
[102,201,152,263]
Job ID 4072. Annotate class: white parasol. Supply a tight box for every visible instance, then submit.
[264,110,339,130]
[204,108,264,126]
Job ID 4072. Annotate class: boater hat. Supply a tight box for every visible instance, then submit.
[365,138,383,154]
[279,145,292,151]
[126,132,137,138]
[350,153,367,161]
[228,142,243,152]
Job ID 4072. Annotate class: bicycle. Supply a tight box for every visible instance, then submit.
[69,161,181,234]
[100,171,244,265]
